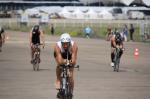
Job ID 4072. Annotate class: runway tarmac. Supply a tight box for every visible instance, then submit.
[0,31,150,99]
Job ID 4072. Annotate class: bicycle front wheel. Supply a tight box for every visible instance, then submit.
[33,57,40,71]
[114,50,120,72]
[115,58,120,72]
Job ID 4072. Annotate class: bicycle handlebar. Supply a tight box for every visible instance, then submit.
[74,65,80,71]
[33,43,45,49]
[60,64,80,71]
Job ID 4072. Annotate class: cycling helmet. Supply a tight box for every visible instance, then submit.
[60,33,71,43]
[115,32,122,43]
[33,25,39,31]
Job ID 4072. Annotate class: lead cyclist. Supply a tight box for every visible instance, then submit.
[110,31,124,67]
[53,33,78,98]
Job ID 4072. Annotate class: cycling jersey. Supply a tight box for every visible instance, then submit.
[31,29,40,44]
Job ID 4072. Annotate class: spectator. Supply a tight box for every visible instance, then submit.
[140,20,145,41]
[50,24,55,35]
[84,26,92,38]
[129,24,135,41]
[123,24,128,42]
[106,25,113,41]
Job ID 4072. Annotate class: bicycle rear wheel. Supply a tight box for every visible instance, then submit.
[115,58,120,72]
[113,49,120,72]
[113,55,117,71]
[34,63,39,71]
[33,54,40,71]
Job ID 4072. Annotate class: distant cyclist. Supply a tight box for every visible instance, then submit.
[54,33,78,98]
[29,25,45,63]
[0,26,5,52]
[110,31,124,67]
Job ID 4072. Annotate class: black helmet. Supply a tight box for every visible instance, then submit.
[33,25,39,31]
[115,32,122,42]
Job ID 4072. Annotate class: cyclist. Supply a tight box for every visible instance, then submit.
[29,25,45,64]
[54,33,78,98]
[0,26,5,52]
[110,31,124,67]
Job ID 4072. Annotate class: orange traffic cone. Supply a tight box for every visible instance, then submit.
[134,48,139,57]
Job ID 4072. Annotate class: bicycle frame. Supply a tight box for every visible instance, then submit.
[59,64,72,99]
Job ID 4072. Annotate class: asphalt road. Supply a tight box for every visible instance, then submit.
[0,31,150,99]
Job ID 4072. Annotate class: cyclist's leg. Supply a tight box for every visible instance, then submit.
[119,49,123,58]
[69,67,74,92]
[0,38,2,52]
[38,47,41,63]
[55,66,61,89]
[31,45,35,63]
[56,66,62,98]
[54,51,61,90]
[111,47,115,66]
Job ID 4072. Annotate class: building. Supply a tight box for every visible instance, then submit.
[0,0,83,11]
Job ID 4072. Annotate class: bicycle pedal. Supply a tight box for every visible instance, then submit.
[56,91,62,98]
[69,93,73,97]
[30,60,34,64]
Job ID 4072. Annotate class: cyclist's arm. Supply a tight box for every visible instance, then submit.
[119,42,124,49]
[40,30,45,45]
[111,36,117,48]
[2,32,5,43]
[70,42,78,66]
[54,44,66,65]
[29,30,32,46]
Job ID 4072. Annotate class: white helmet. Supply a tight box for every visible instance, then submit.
[60,33,71,43]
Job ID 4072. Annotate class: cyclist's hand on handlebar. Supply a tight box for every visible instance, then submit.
[69,60,75,67]
[42,44,45,49]
[66,59,70,65]
[116,45,124,50]
[116,45,119,49]
[63,59,67,65]
[63,59,71,66]
[67,61,70,65]
[41,43,45,49]
[122,48,125,51]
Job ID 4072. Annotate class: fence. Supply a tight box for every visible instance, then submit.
[0,18,150,41]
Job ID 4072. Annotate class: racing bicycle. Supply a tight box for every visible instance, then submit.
[57,51,79,99]
[113,47,122,72]
[31,44,43,71]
